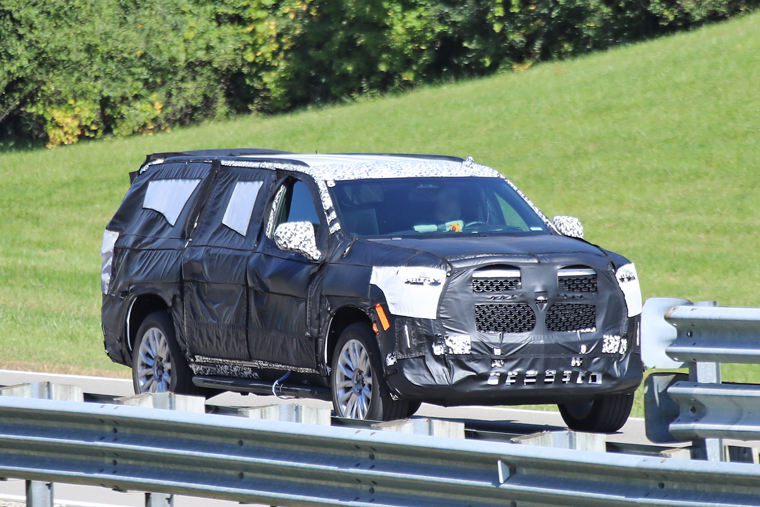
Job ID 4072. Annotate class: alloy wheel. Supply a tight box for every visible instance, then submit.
[136,327,173,393]
[334,338,373,419]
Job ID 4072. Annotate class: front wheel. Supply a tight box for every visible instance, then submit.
[331,323,411,421]
[132,311,194,395]
[558,392,634,433]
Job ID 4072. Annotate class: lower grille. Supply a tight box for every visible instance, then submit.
[475,303,536,333]
[546,303,596,332]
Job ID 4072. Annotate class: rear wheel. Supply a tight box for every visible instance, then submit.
[558,392,634,433]
[132,311,195,395]
[331,322,410,421]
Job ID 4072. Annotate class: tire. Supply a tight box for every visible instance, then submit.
[331,322,410,421]
[404,400,422,419]
[132,311,195,395]
[558,392,634,433]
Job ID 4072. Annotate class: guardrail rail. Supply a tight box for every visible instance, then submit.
[643,298,760,462]
[1,382,760,506]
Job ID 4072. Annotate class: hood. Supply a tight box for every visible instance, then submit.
[367,234,609,264]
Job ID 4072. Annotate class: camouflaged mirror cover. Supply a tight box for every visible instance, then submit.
[273,222,321,262]
[553,215,584,239]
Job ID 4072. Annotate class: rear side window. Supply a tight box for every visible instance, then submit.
[143,179,201,226]
[106,162,211,239]
[222,181,264,236]
[187,166,273,249]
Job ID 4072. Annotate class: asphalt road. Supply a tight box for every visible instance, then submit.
[0,369,660,507]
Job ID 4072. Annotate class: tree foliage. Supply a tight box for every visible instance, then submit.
[0,0,756,147]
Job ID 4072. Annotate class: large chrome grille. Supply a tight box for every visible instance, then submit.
[545,303,596,332]
[475,303,536,333]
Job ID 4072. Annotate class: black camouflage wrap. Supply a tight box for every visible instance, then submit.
[101,151,642,406]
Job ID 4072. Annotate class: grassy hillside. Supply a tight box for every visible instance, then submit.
[1,9,759,409]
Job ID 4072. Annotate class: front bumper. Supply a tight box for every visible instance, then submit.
[379,254,643,405]
[377,252,643,406]
[386,349,642,407]
[383,315,642,406]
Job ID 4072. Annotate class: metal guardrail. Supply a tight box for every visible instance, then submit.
[664,305,760,364]
[2,394,760,507]
[667,382,760,441]
[643,298,760,462]
[0,382,679,457]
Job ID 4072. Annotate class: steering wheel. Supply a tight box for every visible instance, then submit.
[464,221,488,229]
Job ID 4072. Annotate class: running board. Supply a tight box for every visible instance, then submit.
[192,375,332,401]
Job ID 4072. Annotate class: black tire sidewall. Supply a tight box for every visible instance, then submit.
[559,392,634,433]
[132,311,193,395]
[331,322,387,421]
[405,400,422,418]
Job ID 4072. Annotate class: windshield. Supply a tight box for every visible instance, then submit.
[329,177,550,238]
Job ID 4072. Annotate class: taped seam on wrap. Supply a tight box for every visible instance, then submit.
[616,263,642,317]
[370,266,446,319]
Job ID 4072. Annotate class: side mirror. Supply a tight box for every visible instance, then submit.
[273,222,321,261]
[553,216,584,239]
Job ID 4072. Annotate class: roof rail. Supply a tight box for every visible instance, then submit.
[332,153,466,163]
[142,148,292,165]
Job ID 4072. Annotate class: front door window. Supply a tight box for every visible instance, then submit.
[269,180,322,238]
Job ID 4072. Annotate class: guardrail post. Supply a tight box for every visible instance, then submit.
[726,445,759,463]
[0,382,83,507]
[689,361,724,461]
[25,478,53,507]
[687,301,724,461]
[116,392,205,507]
[145,492,173,507]
[241,403,331,425]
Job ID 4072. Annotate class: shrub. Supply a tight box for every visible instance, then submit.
[0,0,757,146]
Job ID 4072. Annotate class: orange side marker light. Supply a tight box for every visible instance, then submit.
[375,304,390,331]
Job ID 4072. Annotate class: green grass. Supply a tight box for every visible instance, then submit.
[1,12,759,416]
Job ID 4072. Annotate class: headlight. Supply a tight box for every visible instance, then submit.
[100,230,119,294]
[615,263,642,317]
